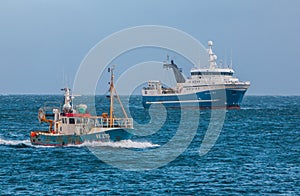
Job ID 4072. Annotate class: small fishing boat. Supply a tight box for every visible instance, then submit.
[30,66,133,146]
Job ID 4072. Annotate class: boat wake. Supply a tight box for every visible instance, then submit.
[0,137,159,149]
[0,138,32,148]
[75,140,160,149]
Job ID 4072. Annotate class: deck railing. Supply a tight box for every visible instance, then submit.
[66,116,134,129]
[98,117,133,129]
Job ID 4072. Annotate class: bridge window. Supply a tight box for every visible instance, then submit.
[76,118,82,124]
[191,71,233,76]
[221,72,233,76]
[69,118,75,124]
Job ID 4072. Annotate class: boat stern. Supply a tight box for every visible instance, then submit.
[30,131,39,145]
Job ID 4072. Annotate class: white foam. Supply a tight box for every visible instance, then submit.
[0,138,32,146]
[76,140,160,149]
[0,137,54,148]
[0,137,159,149]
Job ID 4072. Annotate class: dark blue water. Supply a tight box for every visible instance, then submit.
[0,95,299,195]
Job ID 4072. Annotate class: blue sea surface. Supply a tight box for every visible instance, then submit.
[0,95,299,195]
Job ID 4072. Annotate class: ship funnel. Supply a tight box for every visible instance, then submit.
[163,60,186,83]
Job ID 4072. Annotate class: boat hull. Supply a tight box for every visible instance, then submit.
[142,88,247,109]
[30,128,132,146]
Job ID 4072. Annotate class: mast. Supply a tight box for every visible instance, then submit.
[230,49,233,69]
[208,41,217,69]
[108,65,129,127]
[62,87,72,113]
[109,66,115,127]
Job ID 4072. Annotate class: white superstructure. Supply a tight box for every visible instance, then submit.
[142,41,250,109]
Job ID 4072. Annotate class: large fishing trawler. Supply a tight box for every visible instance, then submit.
[30,66,133,146]
[142,41,250,109]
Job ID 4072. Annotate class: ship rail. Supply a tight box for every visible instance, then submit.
[81,116,133,129]
[68,115,134,129]
[100,117,134,129]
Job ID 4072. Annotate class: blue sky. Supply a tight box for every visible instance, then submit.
[0,0,299,95]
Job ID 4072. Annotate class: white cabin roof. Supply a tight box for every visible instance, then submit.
[191,68,234,74]
[148,80,160,83]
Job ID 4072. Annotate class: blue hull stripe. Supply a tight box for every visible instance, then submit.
[142,89,246,108]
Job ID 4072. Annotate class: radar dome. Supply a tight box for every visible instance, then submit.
[208,41,213,46]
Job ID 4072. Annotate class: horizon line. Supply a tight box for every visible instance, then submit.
[1,93,300,97]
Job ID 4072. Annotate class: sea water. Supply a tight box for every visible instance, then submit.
[0,95,299,195]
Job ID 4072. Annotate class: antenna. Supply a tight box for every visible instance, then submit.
[198,57,201,68]
[62,66,66,87]
[62,66,70,88]
[230,49,233,69]
[225,49,228,68]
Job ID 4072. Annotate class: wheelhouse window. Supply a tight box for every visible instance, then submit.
[69,118,75,124]
[221,72,233,76]
[76,118,82,124]
[191,71,233,76]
